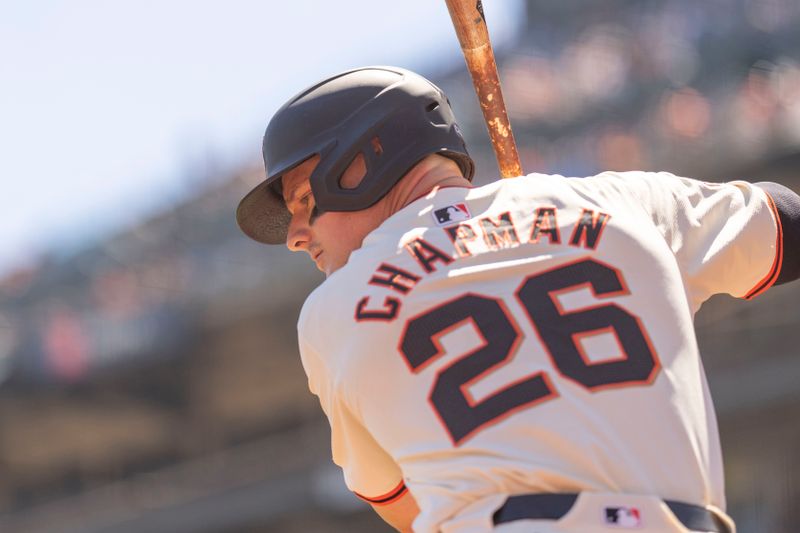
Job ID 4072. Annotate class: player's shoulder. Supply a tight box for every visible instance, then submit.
[298,265,359,322]
[499,169,668,189]
[491,169,668,203]
[562,169,694,199]
[566,169,675,187]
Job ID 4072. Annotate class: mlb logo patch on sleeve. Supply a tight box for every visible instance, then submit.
[433,203,471,225]
[604,506,642,528]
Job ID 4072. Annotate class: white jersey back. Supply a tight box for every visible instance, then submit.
[297,171,780,532]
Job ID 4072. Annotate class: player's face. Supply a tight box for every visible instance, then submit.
[282,155,384,277]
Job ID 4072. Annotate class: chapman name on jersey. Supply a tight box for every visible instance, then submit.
[297,171,780,532]
[355,202,611,322]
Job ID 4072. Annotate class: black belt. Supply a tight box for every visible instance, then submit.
[492,493,730,533]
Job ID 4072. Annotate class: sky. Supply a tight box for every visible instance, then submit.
[0,0,524,276]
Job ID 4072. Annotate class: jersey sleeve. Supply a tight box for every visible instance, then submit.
[756,181,800,285]
[297,299,407,505]
[619,172,781,307]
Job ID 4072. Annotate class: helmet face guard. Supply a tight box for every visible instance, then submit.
[236,66,474,245]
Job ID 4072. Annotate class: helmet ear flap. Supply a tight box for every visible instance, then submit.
[334,136,384,193]
[363,135,387,179]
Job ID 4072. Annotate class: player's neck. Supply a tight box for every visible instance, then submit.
[386,155,472,215]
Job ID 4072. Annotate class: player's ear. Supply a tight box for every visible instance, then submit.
[339,152,367,189]
[339,136,381,190]
[339,151,367,190]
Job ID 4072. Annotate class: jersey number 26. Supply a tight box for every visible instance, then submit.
[399,258,660,445]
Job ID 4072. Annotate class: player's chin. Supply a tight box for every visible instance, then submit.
[313,252,332,276]
[321,257,345,278]
[323,261,338,278]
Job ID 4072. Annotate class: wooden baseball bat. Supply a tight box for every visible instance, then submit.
[444,0,523,179]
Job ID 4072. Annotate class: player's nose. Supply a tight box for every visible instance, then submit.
[286,215,311,252]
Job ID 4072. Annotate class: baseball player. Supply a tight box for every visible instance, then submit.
[236,66,799,532]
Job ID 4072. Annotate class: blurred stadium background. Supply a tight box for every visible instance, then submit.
[2,0,800,531]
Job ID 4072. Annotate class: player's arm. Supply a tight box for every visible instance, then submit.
[298,301,420,531]
[755,181,800,285]
[368,489,420,533]
[300,338,415,531]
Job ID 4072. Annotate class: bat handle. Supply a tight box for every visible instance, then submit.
[445,0,523,179]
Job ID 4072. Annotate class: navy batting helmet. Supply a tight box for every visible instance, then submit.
[236,66,474,244]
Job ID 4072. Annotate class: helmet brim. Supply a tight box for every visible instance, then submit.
[236,180,291,245]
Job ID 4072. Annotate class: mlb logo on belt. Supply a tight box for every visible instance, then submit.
[433,203,470,225]
[604,506,642,528]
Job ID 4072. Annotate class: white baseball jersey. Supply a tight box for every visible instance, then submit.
[297,171,781,532]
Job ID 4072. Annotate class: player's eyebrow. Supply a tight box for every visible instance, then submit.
[283,184,313,213]
[282,180,304,203]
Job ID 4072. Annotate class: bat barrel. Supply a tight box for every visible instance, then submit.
[445,0,523,179]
